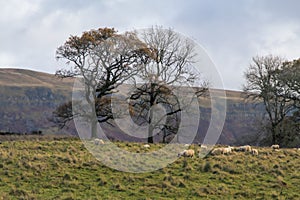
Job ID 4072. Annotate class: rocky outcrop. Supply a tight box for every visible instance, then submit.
[0,69,74,134]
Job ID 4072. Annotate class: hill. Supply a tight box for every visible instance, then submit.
[0,68,264,145]
[0,139,299,199]
[0,68,74,134]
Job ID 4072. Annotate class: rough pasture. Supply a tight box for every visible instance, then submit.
[0,139,299,199]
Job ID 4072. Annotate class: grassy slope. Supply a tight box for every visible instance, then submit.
[0,68,74,88]
[0,138,299,199]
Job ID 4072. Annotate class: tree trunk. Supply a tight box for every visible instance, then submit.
[148,118,154,143]
[147,83,155,143]
[148,130,154,143]
[91,118,98,138]
[162,128,166,143]
[271,125,276,145]
[91,99,98,138]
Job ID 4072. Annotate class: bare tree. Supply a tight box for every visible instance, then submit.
[279,59,300,107]
[51,101,73,129]
[54,27,145,138]
[243,55,295,145]
[129,26,208,143]
[276,59,300,147]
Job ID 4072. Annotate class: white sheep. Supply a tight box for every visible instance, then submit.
[211,148,224,155]
[143,144,150,148]
[94,138,104,145]
[222,146,232,154]
[229,146,236,151]
[251,149,259,156]
[184,144,190,147]
[237,145,252,152]
[178,149,195,158]
[200,145,208,150]
[197,144,208,155]
[271,144,280,150]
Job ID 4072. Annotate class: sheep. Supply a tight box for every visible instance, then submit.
[94,138,104,145]
[236,145,252,152]
[229,146,236,151]
[251,149,259,156]
[184,144,190,147]
[222,146,232,154]
[197,145,208,157]
[271,144,280,150]
[143,144,150,148]
[178,149,195,158]
[211,148,224,155]
[197,144,208,155]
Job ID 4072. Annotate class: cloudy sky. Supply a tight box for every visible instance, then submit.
[0,0,299,90]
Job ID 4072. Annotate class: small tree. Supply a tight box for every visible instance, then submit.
[54,27,145,138]
[52,101,73,129]
[243,55,295,145]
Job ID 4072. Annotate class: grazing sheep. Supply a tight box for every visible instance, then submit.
[222,146,232,155]
[178,149,195,158]
[271,144,280,150]
[229,146,236,151]
[143,144,150,148]
[251,149,259,156]
[94,138,104,145]
[184,144,190,147]
[197,145,208,157]
[237,145,252,152]
[211,148,224,155]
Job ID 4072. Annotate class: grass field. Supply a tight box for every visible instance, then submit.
[0,137,300,199]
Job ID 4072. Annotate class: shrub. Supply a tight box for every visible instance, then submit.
[203,162,212,172]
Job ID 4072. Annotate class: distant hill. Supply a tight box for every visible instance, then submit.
[0,68,265,145]
[0,68,74,135]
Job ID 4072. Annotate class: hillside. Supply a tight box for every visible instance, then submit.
[0,68,74,134]
[0,139,299,199]
[0,68,265,144]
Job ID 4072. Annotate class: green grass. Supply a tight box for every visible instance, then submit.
[0,138,300,199]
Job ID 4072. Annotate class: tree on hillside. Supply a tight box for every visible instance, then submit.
[276,59,300,146]
[279,59,300,107]
[53,27,146,138]
[243,55,295,145]
[128,26,208,143]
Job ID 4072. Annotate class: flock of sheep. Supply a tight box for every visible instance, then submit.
[93,138,300,159]
[177,144,282,158]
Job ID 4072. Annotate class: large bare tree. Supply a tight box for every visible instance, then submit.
[54,27,145,138]
[129,26,208,143]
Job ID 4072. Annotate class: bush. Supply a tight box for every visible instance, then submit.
[203,162,212,172]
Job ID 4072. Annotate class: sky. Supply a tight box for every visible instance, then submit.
[0,0,299,90]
